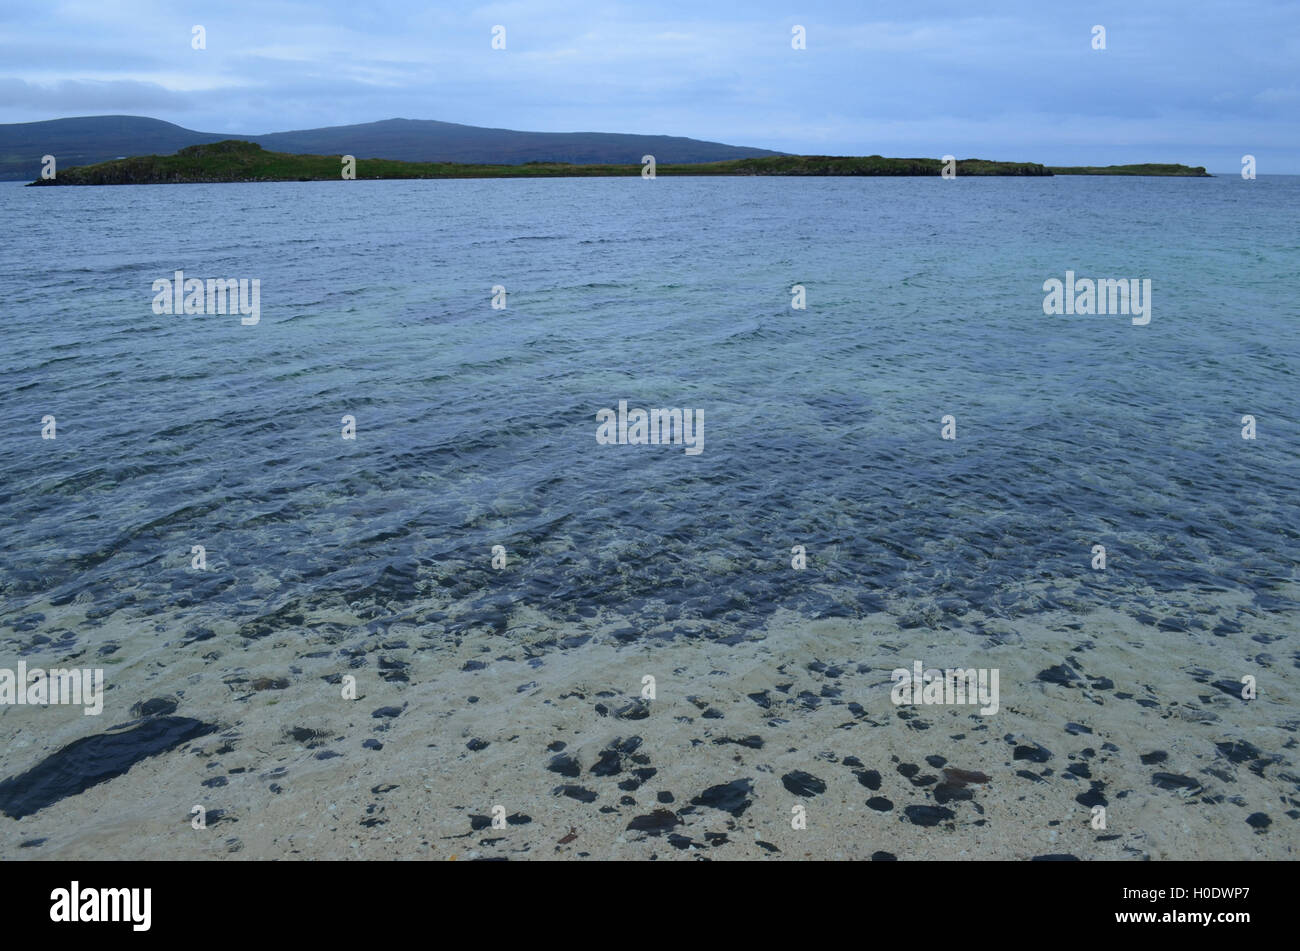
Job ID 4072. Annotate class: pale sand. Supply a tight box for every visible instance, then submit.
[2,590,1296,860]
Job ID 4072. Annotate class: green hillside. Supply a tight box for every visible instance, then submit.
[30,140,1058,184]
[1049,163,1210,176]
[28,140,1214,185]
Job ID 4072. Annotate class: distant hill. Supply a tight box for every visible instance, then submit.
[0,116,228,180]
[0,115,784,181]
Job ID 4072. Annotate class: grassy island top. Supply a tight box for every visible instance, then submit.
[28,139,1211,185]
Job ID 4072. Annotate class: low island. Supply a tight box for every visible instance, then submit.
[27,139,1211,185]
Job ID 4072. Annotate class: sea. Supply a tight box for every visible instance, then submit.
[0,173,1297,856]
[3,174,1296,637]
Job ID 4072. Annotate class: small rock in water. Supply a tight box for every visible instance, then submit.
[691,778,754,817]
[781,771,826,797]
[1246,813,1271,831]
[942,767,990,785]
[627,809,682,834]
[131,697,179,718]
[1013,744,1052,764]
[615,699,651,720]
[903,805,955,827]
[1216,740,1260,764]
[1075,782,1108,808]
[547,754,581,778]
[1036,665,1079,685]
[933,783,973,805]
[1151,772,1201,792]
[1210,679,1249,701]
[855,769,882,790]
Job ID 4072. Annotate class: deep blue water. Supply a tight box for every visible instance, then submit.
[1,175,1297,644]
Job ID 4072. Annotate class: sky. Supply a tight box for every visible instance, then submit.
[1,0,1296,172]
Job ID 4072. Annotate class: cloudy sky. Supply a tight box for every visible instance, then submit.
[2,0,1296,171]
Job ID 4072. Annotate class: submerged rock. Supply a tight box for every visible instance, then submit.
[615,699,651,721]
[942,767,990,785]
[781,771,827,797]
[691,778,754,817]
[0,716,218,819]
[1013,744,1052,764]
[855,769,882,790]
[627,809,683,834]
[131,697,179,718]
[1151,772,1202,792]
[547,754,581,777]
[903,804,954,826]
[933,783,974,805]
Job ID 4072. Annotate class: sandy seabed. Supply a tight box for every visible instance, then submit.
[2,589,1296,861]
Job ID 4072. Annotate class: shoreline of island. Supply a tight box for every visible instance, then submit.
[27,140,1211,186]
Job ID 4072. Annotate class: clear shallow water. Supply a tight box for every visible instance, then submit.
[1,175,1297,647]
